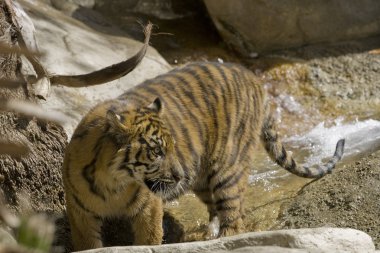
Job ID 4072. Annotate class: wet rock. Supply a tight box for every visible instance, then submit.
[72,228,376,253]
[203,0,380,54]
[19,0,171,138]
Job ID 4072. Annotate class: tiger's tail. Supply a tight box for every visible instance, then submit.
[260,115,345,178]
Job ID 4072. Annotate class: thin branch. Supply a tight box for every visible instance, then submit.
[49,22,153,87]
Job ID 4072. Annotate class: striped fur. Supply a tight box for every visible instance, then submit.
[63,62,344,250]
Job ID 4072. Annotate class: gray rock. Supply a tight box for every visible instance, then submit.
[74,228,376,253]
[19,0,171,139]
[203,0,380,54]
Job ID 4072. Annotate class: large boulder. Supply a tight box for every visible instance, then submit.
[203,0,380,54]
[19,0,171,138]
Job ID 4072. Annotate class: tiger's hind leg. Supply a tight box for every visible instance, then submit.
[209,165,249,237]
[193,188,220,239]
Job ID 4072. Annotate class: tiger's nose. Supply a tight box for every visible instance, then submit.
[171,169,182,183]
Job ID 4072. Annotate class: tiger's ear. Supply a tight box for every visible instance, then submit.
[148,97,164,115]
[106,110,129,131]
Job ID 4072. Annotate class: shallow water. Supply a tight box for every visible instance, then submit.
[164,117,380,241]
[287,118,380,165]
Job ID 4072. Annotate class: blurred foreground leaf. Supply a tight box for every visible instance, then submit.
[0,99,69,124]
[0,140,29,158]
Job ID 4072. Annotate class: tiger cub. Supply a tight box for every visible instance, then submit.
[62,62,345,250]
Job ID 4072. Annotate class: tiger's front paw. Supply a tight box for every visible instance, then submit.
[133,227,163,245]
[218,227,239,237]
[218,218,244,238]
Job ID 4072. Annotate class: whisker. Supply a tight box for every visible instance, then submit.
[152,181,159,192]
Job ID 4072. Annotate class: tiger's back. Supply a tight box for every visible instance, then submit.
[63,62,344,250]
[123,62,266,194]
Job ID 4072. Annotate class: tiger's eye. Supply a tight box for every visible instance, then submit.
[153,147,161,155]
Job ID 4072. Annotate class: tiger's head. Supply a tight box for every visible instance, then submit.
[106,97,184,199]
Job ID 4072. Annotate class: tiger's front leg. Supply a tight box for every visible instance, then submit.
[66,201,103,251]
[128,188,164,245]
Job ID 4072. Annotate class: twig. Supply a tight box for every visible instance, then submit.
[49,22,153,87]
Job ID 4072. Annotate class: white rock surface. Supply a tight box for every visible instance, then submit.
[75,228,376,253]
[18,0,171,138]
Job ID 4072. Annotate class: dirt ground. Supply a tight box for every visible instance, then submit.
[277,151,380,249]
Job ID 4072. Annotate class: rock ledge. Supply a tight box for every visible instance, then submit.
[76,228,376,253]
